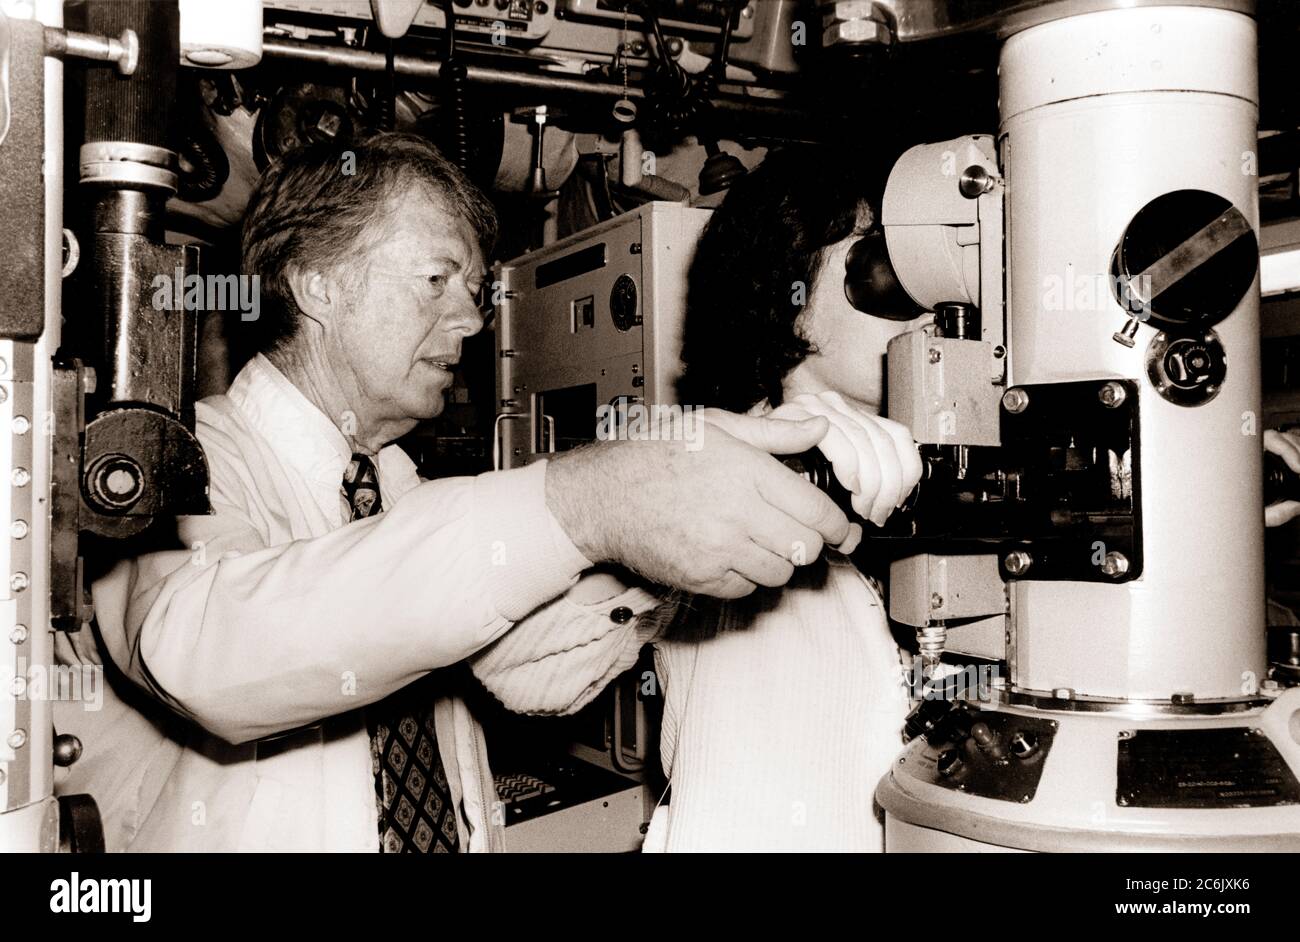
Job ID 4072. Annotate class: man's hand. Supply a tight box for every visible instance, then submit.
[769,391,924,527]
[1265,428,1300,527]
[546,411,853,599]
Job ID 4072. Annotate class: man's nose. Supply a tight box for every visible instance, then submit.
[448,291,484,337]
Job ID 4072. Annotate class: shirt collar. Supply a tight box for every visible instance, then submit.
[226,354,419,500]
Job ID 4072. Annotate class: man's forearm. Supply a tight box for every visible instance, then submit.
[102,463,590,743]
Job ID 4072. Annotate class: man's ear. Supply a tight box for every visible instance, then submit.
[287,265,340,329]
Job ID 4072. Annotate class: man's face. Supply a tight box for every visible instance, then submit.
[330,187,487,427]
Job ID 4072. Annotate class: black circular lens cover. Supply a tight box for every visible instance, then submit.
[1111,189,1258,333]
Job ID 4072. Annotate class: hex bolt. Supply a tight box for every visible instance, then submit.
[1002,387,1030,414]
[929,348,942,364]
[1003,550,1033,575]
[11,467,29,487]
[7,729,27,749]
[10,572,28,592]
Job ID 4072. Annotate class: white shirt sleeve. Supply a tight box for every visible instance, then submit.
[93,449,594,744]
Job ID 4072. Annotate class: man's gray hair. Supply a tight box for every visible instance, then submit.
[241,131,498,353]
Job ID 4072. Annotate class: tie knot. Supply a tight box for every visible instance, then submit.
[343,453,382,520]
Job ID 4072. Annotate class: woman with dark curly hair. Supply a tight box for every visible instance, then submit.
[644,147,926,851]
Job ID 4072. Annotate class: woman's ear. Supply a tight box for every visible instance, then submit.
[286,266,338,329]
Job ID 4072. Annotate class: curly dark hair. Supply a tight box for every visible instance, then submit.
[677,147,879,412]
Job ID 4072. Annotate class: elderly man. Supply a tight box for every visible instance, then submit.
[53,132,872,852]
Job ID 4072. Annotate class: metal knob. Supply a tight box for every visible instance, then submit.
[53,733,83,767]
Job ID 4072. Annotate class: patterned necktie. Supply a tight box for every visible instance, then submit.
[343,453,460,853]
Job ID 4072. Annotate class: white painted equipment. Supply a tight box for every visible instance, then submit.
[876,1,1300,852]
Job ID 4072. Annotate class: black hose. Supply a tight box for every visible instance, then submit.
[178,120,229,203]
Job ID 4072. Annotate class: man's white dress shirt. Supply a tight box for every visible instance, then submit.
[54,354,662,852]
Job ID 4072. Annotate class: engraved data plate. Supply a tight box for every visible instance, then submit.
[1117,727,1300,809]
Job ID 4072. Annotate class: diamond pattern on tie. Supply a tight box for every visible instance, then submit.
[343,453,459,853]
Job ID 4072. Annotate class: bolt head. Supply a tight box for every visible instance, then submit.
[1099,382,1128,408]
[314,111,342,138]
[1100,551,1130,577]
[823,0,879,21]
[1001,388,1030,414]
[104,468,138,497]
[823,19,890,45]
[1003,550,1032,575]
